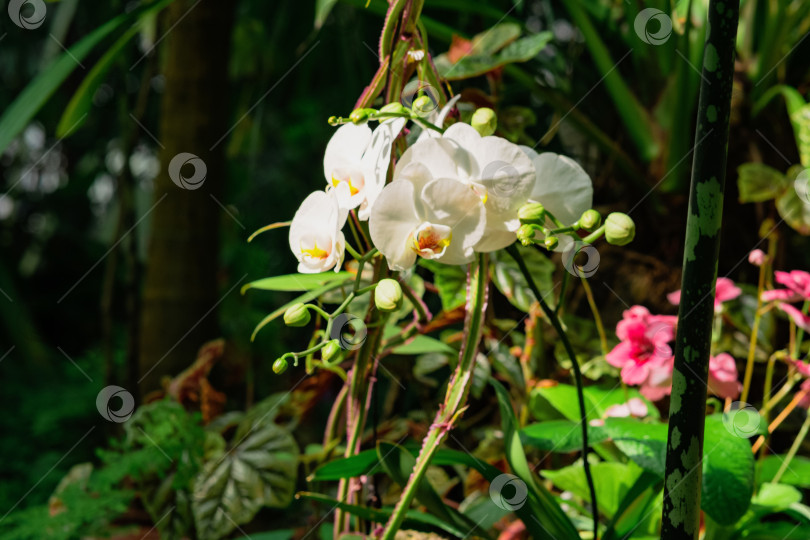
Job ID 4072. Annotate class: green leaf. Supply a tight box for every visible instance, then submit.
[602,471,663,540]
[737,163,789,203]
[490,244,555,313]
[701,414,755,526]
[376,442,485,538]
[758,456,810,488]
[752,483,802,511]
[491,379,581,540]
[472,22,521,55]
[314,0,339,28]
[529,383,654,422]
[436,32,553,80]
[521,419,610,452]
[0,0,173,154]
[419,260,468,311]
[297,492,467,537]
[236,531,294,540]
[192,423,299,540]
[776,165,810,235]
[241,272,353,293]
[542,461,644,518]
[792,104,810,168]
[57,24,141,137]
[386,329,455,356]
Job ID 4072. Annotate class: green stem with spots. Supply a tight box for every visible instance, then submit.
[661,2,739,538]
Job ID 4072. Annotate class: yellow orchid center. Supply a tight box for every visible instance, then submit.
[471,182,488,204]
[301,241,329,259]
[410,223,452,259]
[331,169,364,197]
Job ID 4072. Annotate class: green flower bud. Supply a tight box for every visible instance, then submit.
[412,95,435,115]
[375,278,403,312]
[283,303,311,327]
[518,202,545,225]
[517,224,538,246]
[544,236,559,250]
[605,212,636,246]
[379,102,409,116]
[579,209,601,231]
[272,357,288,374]
[327,116,340,126]
[471,107,497,137]
[349,108,376,124]
[322,340,341,363]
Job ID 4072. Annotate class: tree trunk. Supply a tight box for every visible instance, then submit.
[138,0,235,396]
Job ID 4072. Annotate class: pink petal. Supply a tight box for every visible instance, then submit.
[715,278,742,304]
[708,353,739,383]
[748,249,766,266]
[795,359,810,378]
[778,303,810,332]
[762,289,802,303]
[627,397,649,417]
[667,290,681,305]
[778,270,810,299]
[604,403,631,418]
[606,341,635,368]
[621,361,650,386]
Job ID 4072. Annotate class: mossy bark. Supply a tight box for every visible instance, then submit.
[138,0,235,395]
[661,1,739,538]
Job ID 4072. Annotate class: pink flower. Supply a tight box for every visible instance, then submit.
[799,379,810,410]
[606,306,677,397]
[794,358,810,378]
[777,303,810,332]
[748,249,766,267]
[707,353,741,399]
[762,270,810,303]
[640,357,674,401]
[667,277,741,313]
[605,397,649,418]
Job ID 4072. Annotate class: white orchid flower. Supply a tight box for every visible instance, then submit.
[369,162,486,271]
[289,190,347,273]
[401,122,537,252]
[323,118,406,220]
[519,147,594,250]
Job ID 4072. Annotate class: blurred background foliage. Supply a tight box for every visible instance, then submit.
[1,0,810,537]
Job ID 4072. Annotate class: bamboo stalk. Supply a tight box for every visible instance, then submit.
[660,2,740,538]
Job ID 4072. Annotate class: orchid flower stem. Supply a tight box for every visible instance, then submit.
[741,258,767,403]
[753,387,810,454]
[761,354,778,426]
[773,414,810,483]
[345,243,363,261]
[795,300,810,353]
[582,224,606,244]
[506,244,599,540]
[306,304,331,320]
[401,281,430,323]
[347,213,365,253]
[580,273,609,356]
[555,271,570,317]
[761,374,799,415]
[381,254,488,540]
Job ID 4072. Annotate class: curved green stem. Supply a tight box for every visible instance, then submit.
[381,254,488,539]
[506,244,599,539]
